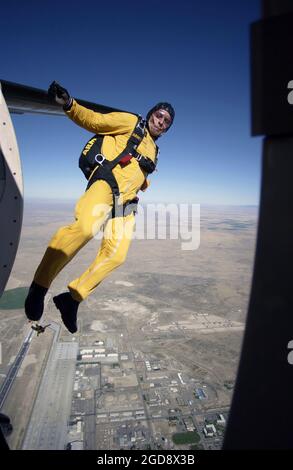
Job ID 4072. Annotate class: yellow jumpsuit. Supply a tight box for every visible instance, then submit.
[33,100,157,302]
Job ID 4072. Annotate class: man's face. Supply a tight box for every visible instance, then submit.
[148,109,172,138]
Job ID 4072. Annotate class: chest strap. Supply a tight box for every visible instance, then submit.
[85,117,158,218]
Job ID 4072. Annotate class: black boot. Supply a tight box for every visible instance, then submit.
[25,282,48,321]
[53,292,79,334]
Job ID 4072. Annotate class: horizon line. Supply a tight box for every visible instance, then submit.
[24,197,259,208]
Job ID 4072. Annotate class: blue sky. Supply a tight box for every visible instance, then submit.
[1,0,261,204]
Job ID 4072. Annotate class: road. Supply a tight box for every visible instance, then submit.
[0,328,33,409]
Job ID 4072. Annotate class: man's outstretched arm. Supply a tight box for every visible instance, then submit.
[48,81,136,135]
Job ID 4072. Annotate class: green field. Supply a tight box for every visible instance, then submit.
[0,287,29,310]
[172,431,200,445]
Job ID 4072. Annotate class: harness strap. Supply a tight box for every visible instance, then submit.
[112,197,139,218]
[106,116,146,170]
[85,116,157,219]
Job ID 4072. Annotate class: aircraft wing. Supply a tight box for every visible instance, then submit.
[1,79,134,116]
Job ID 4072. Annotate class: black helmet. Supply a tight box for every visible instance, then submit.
[146,102,175,128]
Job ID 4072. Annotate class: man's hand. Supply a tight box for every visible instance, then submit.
[48,81,72,109]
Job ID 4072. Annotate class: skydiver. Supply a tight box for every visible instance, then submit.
[31,323,51,336]
[25,82,175,334]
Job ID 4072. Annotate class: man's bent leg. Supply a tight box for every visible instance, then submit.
[33,180,113,288]
[68,213,136,302]
[25,180,112,321]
